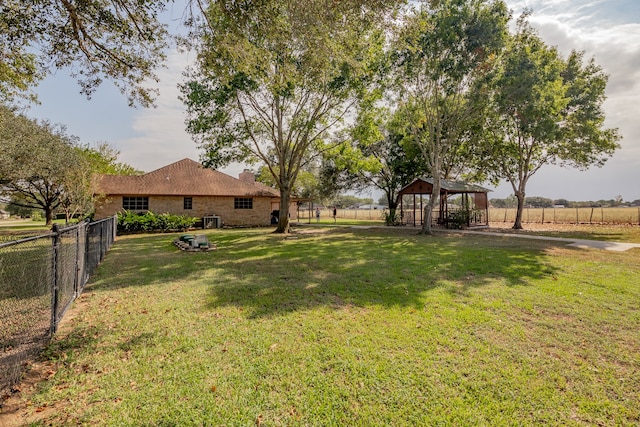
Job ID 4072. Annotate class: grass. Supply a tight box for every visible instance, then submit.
[486,222,640,243]
[294,217,385,227]
[9,227,640,426]
[0,219,68,243]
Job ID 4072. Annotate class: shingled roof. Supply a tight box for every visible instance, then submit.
[399,177,490,195]
[95,158,280,197]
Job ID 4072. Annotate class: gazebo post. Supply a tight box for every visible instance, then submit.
[397,177,490,229]
[440,191,448,226]
[413,194,417,226]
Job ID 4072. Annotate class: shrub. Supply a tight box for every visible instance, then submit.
[383,208,401,226]
[31,211,43,222]
[117,211,198,234]
[447,208,483,229]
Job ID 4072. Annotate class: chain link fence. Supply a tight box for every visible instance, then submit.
[0,216,116,395]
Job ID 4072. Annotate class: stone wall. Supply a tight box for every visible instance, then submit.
[95,195,275,226]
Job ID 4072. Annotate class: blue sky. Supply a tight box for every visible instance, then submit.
[27,0,640,202]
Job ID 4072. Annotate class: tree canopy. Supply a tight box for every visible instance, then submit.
[327,101,428,225]
[392,0,510,233]
[0,0,172,106]
[1,106,138,223]
[0,105,81,224]
[181,0,402,232]
[481,14,621,229]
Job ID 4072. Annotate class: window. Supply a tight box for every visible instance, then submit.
[123,197,148,211]
[234,197,253,209]
[184,197,193,210]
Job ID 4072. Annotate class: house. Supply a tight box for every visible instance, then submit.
[0,209,9,220]
[94,158,285,227]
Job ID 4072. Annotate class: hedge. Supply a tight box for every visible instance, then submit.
[117,211,198,233]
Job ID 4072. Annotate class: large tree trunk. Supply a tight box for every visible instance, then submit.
[275,187,291,233]
[513,190,525,230]
[420,177,441,235]
[385,192,399,226]
[44,207,54,226]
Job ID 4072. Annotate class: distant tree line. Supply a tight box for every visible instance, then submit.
[490,195,639,208]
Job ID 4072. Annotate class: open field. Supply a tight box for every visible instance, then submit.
[489,207,640,226]
[485,222,640,244]
[2,226,638,426]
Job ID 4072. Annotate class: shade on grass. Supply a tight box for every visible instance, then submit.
[20,227,640,426]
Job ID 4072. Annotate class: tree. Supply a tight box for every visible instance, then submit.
[181,0,400,233]
[333,103,428,225]
[554,199,570,207]
[524,197,553,208]
[1,106,136,223]
[0,105,80,224]
[60,143,140,221]
[79,142,142,176]
[482,14,621,229]
[255,164,320,201]
[4,196,43,218]
[1,0,173,106]
[392,0,509,234]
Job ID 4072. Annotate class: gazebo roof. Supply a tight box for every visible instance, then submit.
[399,177,491,195]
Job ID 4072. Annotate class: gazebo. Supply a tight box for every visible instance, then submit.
[398,178,490,228]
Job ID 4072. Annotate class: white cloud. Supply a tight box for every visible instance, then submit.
[114,51,198,171]
[495,0,640,200]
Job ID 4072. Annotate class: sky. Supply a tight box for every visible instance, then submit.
[26,0,640,202]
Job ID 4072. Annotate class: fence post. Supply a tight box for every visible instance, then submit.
[74,225,81,298]
[50,224,61,335]
[77,221,88,295]
[85,221,90,286]
[100,221,105,262]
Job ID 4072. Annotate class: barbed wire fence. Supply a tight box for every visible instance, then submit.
[0,216,116,396]
[488,207,640,225]
[301,207,640,225]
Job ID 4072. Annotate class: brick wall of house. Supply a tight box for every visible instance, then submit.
[94,197,123,220]
[95,195,274,226]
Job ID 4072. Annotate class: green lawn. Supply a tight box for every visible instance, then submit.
[17,227,640,426]
[0,219,68,243]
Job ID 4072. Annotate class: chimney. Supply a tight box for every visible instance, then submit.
[239,169,255,183]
